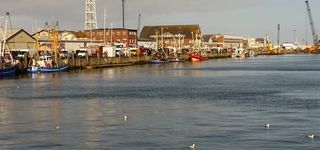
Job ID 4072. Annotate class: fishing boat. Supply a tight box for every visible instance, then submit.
[0,64,18,77]
[189,30,206,62]
[27,55,69,73]
[0,12,18,78]
[189,52,204,62]
[0,51,18,77]
[28,22,69,73]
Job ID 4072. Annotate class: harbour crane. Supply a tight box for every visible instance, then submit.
[305,0,319,53]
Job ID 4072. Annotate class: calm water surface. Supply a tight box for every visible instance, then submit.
[0,55,320,149]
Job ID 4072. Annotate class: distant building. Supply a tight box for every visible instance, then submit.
[34,30,103,53]
[203,34,245,49]
[0,28,36,53]
[282,43,297,50]
[246,38,266,49]
[140,24,202,49]
[138,38,156,49]
[81,28,138,47]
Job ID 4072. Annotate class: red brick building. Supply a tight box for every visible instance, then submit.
[82,28,137,47]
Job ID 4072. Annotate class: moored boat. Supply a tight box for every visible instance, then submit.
[189,52,204,62]
[28,22,69,73]
[151,59,169,64]
[0,12,18,78]
[0,64,18,78]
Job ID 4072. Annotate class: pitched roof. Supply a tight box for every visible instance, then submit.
[0,28,20,40]
[140,25,201,40]
[203,34,214,42]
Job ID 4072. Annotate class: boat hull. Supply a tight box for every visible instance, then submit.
[0,65,18,78]
[189,53,204,62]
[151,60,168,64]
[27,64,69,73]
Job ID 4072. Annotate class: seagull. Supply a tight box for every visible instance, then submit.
[16,86,19,89]
[265,123,270,129]
[124,115,128,121]
[307,134,315,139]
[55,125,60,130]
[189,144,195,149]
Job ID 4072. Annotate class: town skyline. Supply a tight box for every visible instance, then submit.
[0,0,319,44]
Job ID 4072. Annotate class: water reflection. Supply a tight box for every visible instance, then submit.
[0,55,320,149]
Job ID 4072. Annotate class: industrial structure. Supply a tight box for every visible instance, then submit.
[85,0,98,30]
[305,0,319,53]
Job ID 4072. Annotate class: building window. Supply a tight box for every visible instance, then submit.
[117,31,120,35]
[123,31,126,35]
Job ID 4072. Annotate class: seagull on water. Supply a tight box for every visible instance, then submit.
[265,123,270,129]
[307,134,315,139]
[189,144,195,149]
[124,115,128,121]
[55,125,60,130]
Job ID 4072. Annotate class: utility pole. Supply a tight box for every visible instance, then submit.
[122,0,125,29]
[137,14,141,38]
[293,29,296,43]
[277,24,280,46]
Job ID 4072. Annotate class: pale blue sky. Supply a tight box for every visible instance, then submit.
[1,0,319,44]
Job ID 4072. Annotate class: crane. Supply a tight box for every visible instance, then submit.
[305,0,319,53]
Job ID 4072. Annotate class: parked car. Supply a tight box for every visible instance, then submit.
[76,48,92,57]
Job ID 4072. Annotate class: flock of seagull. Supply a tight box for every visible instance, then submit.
[265,123,315,140]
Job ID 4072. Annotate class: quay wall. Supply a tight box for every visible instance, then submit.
[67,52,231,69]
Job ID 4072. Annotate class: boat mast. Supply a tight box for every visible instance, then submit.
[35,29,40,59]
[1,12,8,58]
[103,8,106,45]
[53,21,59,66]
[155,30,158,53]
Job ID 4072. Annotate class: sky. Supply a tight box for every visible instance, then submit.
[0,0,319,44]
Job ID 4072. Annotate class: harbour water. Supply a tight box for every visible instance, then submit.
[0,55,320,149]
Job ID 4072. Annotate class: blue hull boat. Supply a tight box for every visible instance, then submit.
[27,64,69,73]
[151,60,168,64]
[0,65,18,78]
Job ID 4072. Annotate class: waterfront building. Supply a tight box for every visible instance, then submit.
[0,28,36,54]
[80,28,138,47]
[140,24,202,50]
[245,38,267,49]
[34,30,103,53]
[203,34,245,50]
